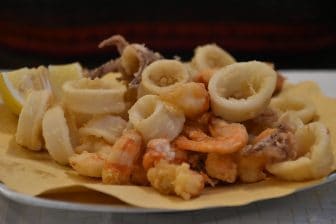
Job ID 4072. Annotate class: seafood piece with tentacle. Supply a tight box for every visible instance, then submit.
[238,126,296,182]
[88,35,162,87]
[266,122,334,181]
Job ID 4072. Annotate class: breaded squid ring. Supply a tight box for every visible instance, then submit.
[137,59,189,97]
[266,122,334,181]
[42,105,75,165]
[128,95,185,141]
[191,44,236,71]
[15,90,52,151]
[79,115,127,144]
[270,96,316,124]
[63,78,126,114]
[208,61,277,122]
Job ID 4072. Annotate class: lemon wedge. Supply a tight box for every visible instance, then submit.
[0,67,50,115]
[0,62,84,115]
[48,62,83,101]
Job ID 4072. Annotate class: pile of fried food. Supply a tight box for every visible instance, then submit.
[11,35,335,200]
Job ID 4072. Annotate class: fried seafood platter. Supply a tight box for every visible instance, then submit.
[0,35,335,209]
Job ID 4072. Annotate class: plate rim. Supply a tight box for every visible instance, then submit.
[1,172,336,213]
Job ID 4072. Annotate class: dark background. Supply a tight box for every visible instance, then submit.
[0,0,335,69]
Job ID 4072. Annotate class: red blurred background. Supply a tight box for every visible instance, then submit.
[0,0,335,69]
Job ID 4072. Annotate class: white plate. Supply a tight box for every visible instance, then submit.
[282,70,336,97]
[1,70,336,213]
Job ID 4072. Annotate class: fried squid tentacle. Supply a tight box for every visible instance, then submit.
[98,34,129,53]
[88,35,162,87]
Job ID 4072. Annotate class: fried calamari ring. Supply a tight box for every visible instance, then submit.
[128,95,185,141]
[208,61,277,122]
[42,106,75,165]
[137,60,189,97]
[62,78,126,114]
[270,96,316,124]
[79,115,127,144]
[16,90,52,151]
[191,44,236,71]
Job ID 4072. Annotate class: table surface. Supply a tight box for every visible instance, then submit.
[0,70,336,224]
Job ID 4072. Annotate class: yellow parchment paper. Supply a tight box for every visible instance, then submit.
[0,81,335,210]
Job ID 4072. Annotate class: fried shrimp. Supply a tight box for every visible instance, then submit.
[237,154,267,183]
[205,153,237,183]
[130,163,149,186]
[147,160,204,200]
[159,82,210,119]
[69,150,107,178]
[175,117,248,154]
[193,69,216,87]
[142,138,188,171]
[69,141,112,178]
[102,129,142,185]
